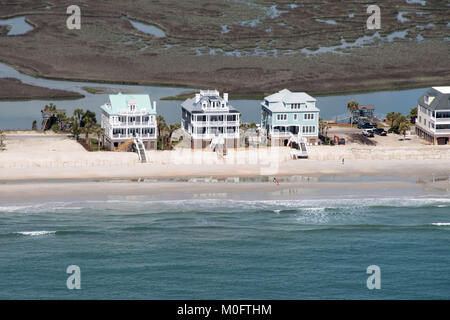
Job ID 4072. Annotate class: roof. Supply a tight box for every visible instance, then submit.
[433,86,450,94]
[41,109,67,115]
[262,89,319,113]
[418,87,450,110]
[264,89,316,104]
[181,92,240,114]
[357,105,375,110]
[100,93,156,115]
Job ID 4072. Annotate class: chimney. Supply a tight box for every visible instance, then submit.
[223,93,228,102]
[153,101,156,111]
[195,93,200,103]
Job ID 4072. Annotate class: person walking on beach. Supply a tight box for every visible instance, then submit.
[273,177,277,184]
[276,178,279,185]
[342,158,345,165]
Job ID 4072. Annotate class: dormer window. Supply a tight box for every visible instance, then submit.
[128,99,138,112]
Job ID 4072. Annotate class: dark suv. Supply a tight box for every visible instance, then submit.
[373,128,387,136]
[357,122,378,129]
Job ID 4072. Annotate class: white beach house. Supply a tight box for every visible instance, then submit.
[100,93,157,150]
[261,89,320,146]
[415,87,450,145]
[181,90,240,149]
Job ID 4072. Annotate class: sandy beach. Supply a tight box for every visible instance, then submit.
[0,132,449,201]
[1,132,450,182]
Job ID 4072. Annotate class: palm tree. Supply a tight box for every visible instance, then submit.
[386,112,400,127]
[156,115,167,138]
[156,115,168,150]
[398,120,411,140]
[43,103,57,114]
[56,112,68,131]
[166,123,181,149]
[92,124,105,151]
[409,107,418,124]
[81,113,95,149]
[347,100,359,127]
[73,108,84,125]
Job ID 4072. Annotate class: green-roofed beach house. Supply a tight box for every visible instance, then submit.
[100,93,158,150]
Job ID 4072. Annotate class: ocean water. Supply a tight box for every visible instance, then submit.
[0,196,449,299]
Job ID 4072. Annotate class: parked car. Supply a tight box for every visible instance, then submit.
[357,122,378,129]
[362,129,374,137]
[339,138,345,145]
[373,128,387,136]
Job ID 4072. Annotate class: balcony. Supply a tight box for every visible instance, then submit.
[111,133,156,139]
[192,121,239,127]
[192,132,239,139]
[111,121,156,127]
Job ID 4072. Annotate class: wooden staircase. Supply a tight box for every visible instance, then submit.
[115,138,135,152]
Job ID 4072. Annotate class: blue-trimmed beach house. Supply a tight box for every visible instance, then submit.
[261,89,320,146]
[100,93,158,150]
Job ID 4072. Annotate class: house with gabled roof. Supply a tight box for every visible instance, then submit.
[261,89,320,146]
[416,87,450,145]
[181,90,240,149]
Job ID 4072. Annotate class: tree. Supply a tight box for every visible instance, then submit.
[81,110,97,127]
[51,123,60,133]
[409,107,418,124]
[43,103,57,114]
[81,113,96,149]
[156,115,167,138]
[73,108,84,124]
[71,118,81,140]
[393,115,410,140]
[166,123,181,149]
[386,112,401,127]
[92,124,105,151]
[347,100,359,126]
[398,120,411,140]
[156,115,168,149]
[0,130,5,151]
[56,112,68,131]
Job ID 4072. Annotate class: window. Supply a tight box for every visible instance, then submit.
[294,114,298,120]
[436,112,450,119]
[302,126,316,133]
[277,114,287,121]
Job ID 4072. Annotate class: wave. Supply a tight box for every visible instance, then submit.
[431,223,450,226]
[1,196,449,215]
[14,230,56,236]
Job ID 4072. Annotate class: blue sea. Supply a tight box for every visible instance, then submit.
[0,195,449,299]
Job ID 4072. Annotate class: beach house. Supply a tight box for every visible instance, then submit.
[261,89,320,145]
[100,93,157,150]
[415,87,450,145]
[181,90,240,149]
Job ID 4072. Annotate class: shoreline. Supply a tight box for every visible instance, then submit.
[0,176,448,202]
